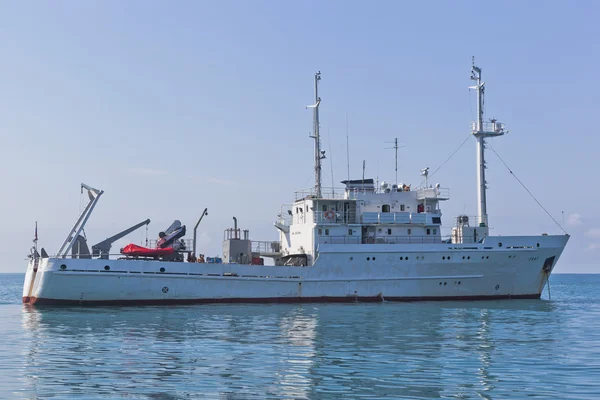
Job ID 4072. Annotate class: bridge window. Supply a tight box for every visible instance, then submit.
[433,229,437,235]
[348,229,353,235]
[426,228,431,235]
[400,204,405,211]
[325,229,330,235]
[318,229,322,235]
[388,229,392,235]
[322,205,327,212]
[382,204,391,213]
[407,228,412,235]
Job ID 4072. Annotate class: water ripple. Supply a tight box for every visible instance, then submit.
[0,274,599,399]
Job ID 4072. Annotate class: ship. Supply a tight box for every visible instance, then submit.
[22,63,569,305]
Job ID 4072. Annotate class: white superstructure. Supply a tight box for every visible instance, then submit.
[22,63,569,305]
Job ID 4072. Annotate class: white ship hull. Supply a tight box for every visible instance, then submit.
[23,235,568,305]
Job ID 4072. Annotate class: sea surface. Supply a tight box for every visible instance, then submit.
[1,273,599,399]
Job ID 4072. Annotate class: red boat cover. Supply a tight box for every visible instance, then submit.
[121,244,175,257]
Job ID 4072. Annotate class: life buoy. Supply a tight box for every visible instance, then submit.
[324,210,335,221]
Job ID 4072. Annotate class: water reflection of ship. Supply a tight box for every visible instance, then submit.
[21,301,562,399]
[21,305,320,399]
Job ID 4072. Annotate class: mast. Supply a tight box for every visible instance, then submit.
[308,71,324,198]
[385,138,401,184]
[394,138,398,184]
[470,59,505,227]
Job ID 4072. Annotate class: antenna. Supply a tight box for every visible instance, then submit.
[346,113,350,182]
[328,127,334,198]
[307,71,324,198]
[385,138,405,184]
[362,160,366,191]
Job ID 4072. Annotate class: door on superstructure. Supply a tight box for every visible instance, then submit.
[344,202,350,224]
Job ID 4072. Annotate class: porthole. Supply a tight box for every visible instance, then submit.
[439,282,442,286]
[406,257,409,260]
[367,257,370,261]
[537,243,540,248]
[498,242,503,248]
[444,282,447,286]
[349,257,353,261]
[104,265,110,271]
[495,284,500,290]
[60,264,67,270]
[400,257,403,260]
[458,281,462,285]
[443,256,446,260]
[486,256,489,259]
[373,257,376,261]
[160,267,166,273]
[462,256,465,260]
[448,256,451,260]
[467,256,470,260]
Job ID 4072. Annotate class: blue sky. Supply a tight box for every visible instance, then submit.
[0,1,598,272]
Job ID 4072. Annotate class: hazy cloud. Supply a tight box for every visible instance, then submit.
[585,228,600,238]
[567,213,583,227]
[587,243,600,251]
[207,177,234,186]
[129,167,168,176]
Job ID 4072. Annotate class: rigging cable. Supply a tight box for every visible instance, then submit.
[487,145,568,235]
[417,133,473,188]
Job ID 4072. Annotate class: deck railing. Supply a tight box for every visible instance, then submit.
[416,187,450,200]
[472,121,505,134]
[317,235,480,245]
[251,241,281,254]
[360,212,441,225]
[294,187,351,201]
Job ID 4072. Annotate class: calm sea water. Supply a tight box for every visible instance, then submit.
[1,273,599,399]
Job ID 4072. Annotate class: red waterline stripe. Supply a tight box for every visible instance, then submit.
[24,293,541,306]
